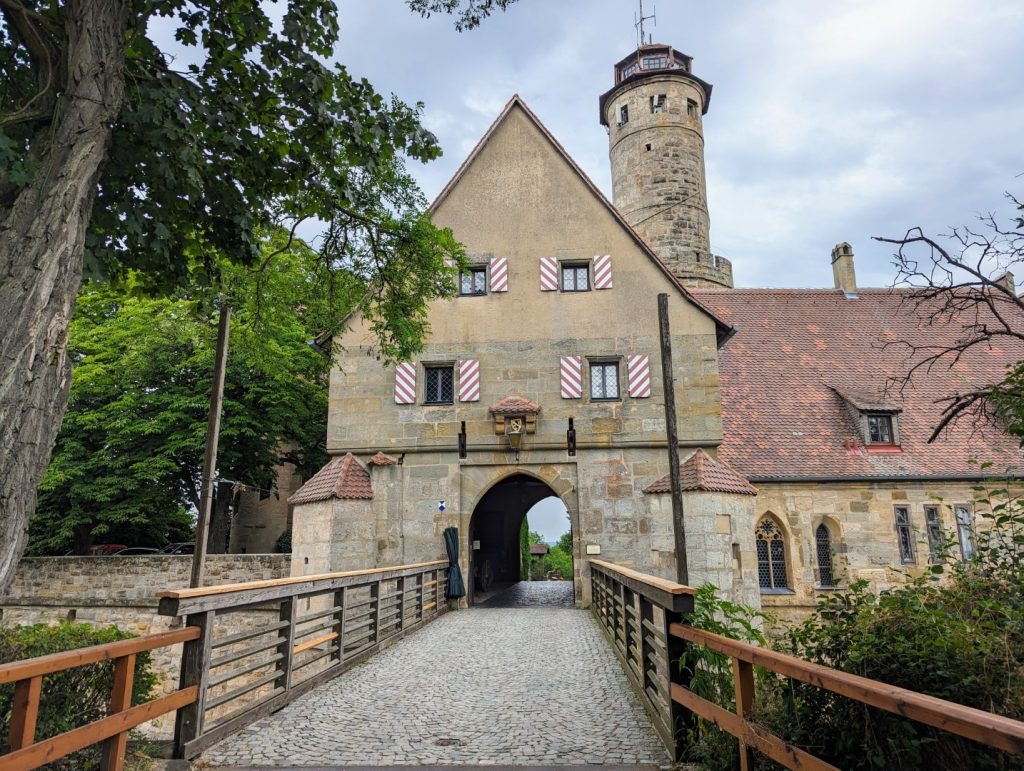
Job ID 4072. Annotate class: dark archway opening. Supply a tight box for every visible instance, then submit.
[468,474,571,606]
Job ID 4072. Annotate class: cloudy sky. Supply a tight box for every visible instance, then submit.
[338,0,1023,290]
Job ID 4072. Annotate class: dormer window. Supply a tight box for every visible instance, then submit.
[867,414,894,444]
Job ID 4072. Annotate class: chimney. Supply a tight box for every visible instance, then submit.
[994,271,1015,294]
[831,242,857,297]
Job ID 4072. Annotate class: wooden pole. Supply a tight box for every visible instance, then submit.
[190,304,231,588]
[657,293,689,584]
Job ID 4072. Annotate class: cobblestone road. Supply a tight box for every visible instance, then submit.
[200,583,668,767]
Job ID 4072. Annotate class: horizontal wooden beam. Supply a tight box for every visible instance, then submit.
[670,623,1024,755]
[0,687,197,771]
[671,683,838,770]
[0,627,200,685]
[590,560,695,613]
[158,561,447,616]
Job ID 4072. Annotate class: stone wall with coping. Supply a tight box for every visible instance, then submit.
[0,554,289,737]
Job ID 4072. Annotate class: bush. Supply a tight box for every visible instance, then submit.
[0,622,157,769]
[274,528,292,553]
[545,545,573,580]
[684,477,1024,771]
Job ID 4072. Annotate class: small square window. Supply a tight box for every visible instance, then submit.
[894,506,915,564]
[590,361,620,401]
[561,263,590,292]
[459,268,487,296]
[650,95,666,114]
[687,99,698,118]
[618,104,629,125]
[867,414,893,444]
[423,366,454,405]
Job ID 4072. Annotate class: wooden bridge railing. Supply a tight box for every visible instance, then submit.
[590,559,1024,768]
[157,559,449,759]
[0,627,200,771]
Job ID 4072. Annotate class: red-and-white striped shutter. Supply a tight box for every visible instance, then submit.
[560,356,582,399]
[540,257,558,291]
[593,255,613,289]
[458,359,480,402]
[627,354,651,398]
[394,363,416,404]
[489,257,508,292]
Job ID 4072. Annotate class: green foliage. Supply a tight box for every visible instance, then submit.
[544,543,572,580]
[2,0,465,363]
[275,529,292,554]
[28,231,369,554]
[766,481,1024,770]
[557,530,572,554]
[0,622,157,769]
[407,0,519,30]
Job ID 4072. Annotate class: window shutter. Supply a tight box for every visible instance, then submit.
[593,255,613,289]
[540,257,558,291]
[560,356,582,399]
[394,362,416,404]
[458,359,480,402]
[489,257,508,292]
[627,354,651,398]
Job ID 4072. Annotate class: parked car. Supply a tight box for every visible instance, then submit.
[87,544,127,556]
[112,547,161,556]
[161,543,195,555]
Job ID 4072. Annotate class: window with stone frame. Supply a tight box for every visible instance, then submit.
[687,98,698,118]
[650,94,666,114]
[867,414,894,444]
[561,263,590,292]
[618,104,629,125]
[815,524,836,587]
[894,506,916,564]
[423,365,454,405]
[756,518,789,591]
[955,504,975,561]
[924,505,944,560]
[459,267,487,296]
[590,361,620,401]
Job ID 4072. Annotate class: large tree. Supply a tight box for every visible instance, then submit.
[0,0,515,590]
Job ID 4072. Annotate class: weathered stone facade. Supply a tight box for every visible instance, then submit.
[292,95,761,610]
[601,46,732,288]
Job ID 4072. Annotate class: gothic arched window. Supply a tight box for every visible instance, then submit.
[816,524,836,587]
[756,518,788,591]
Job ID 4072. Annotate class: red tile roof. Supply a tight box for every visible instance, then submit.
[691,288,1024,480]
[489,395,542,415]
[644,449,758,495]
[368,452,399,466]
[288,453,373,504]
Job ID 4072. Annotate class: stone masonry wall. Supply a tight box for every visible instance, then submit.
[753,480,992,626]
[0,555,289,737]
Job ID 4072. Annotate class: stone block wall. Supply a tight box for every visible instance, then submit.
[0,555,289,737]
[753,480,992,626]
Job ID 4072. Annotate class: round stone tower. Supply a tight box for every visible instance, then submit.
[600,44,732,288]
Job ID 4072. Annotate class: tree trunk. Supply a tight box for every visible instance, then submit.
[207,480,235,555]
[0,0,129,592]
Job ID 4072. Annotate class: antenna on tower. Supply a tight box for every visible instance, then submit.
[635,0,656,47]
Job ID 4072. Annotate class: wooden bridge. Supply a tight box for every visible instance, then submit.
[2,560,1024,769]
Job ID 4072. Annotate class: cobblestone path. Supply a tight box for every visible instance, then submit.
[200,583,668,767]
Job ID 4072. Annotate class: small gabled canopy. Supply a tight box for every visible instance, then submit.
[288,453,373,505]
[489,395,541,415]
[429,94,735,347]
[643,449,757,496]
[368,451,400,466]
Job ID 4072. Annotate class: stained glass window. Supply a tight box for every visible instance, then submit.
[590,362,619,400]
[756,518,788,590]
[423,366,453,405]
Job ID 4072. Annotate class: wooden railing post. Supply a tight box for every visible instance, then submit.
[100,654,136,771]
[332,587,347,662]
[371,581,381,644]
[174,611,214,759]
[663,608,688,762]
[276,598,297,692]
[396,576,406,632]
[434,568,442,613]
[9,675,41,751]
[733,658,756,771]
